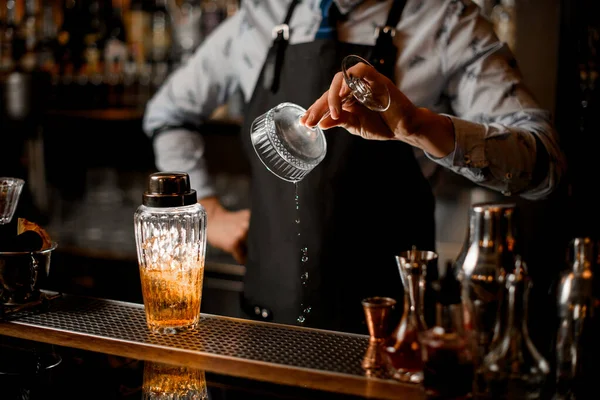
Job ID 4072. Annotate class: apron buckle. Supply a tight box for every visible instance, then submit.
[374,25,396,39]
[272,24,290,41]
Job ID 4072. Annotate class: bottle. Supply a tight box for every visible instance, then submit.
[124,0,151,73]
[38,3,57,76]
[82,0,109,108]
[200,0,225,39]
[134,172,207,334]
[18,0,40,72]
[555,237,595,399]
[480,257,550,399]
[104,2,128,108]
[420,262,476,400]
[1,0,18,74]
[55,0,85,108]
[150,0,172,64]
[174,0,203,64]
[384,248,438,384]
[149,0,172,97]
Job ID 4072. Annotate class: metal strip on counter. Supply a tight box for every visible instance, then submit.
[0,292,423,400]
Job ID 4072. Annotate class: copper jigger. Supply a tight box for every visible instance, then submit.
[361,296,396,372]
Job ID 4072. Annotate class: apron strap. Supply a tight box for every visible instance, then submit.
[370,0,408,79]
[262,0,301,93]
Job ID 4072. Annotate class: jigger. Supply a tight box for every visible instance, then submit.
[361,297,396,371]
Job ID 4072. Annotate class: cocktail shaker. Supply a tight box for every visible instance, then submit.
[453,202,518,360]
[555,237,595,398]
[134,172,207,334]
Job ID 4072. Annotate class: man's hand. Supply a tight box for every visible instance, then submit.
[299,62,455,158]
[200,196,250,265]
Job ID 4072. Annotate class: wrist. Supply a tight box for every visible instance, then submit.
[199,196,224,220]
[409,108,455,158]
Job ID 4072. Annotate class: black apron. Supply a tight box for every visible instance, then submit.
[239,0,436,334]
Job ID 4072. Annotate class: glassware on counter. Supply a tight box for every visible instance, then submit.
[555,237,595,398]
[134,172,207,334]
[361,296,397,372]
[478,257,550,399]
[420,262,476,399]
[384,248,437,384]
[420,324,475,400]
[454,202,518,361]
[250,54,390,183]
[0,177,25,225]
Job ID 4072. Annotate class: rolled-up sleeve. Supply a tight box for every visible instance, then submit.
[142,13,244,197]
[425,0,566,200]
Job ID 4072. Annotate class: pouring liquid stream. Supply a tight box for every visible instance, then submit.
[295,182,311,324]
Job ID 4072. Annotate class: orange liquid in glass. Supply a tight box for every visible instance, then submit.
[140,262,204,334]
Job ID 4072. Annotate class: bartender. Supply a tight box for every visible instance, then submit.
[143,0,565,334]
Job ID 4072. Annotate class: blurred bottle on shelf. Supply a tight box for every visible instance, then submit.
[200,0,224,39]
[18,0,41,72]
[38,3,57,75]
[104,1,128,108]
[173,0,203,64]
[0,0,240,114]
[0,0,19,75]
[149,0,172,95]
[81,0,109,108]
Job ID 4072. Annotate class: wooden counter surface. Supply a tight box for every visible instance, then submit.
[0,292,423,400]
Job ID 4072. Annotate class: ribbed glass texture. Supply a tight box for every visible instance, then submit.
[134,203,207,334]
[0,177,25,224]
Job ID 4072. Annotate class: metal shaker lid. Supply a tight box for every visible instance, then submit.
[142,172,197,207]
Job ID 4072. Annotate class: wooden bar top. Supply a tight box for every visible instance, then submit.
[0,292,424,400]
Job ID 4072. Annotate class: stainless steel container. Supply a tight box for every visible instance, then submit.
[453,202,518,359]
[555,237,595,396]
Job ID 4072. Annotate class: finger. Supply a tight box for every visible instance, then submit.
[237,209,251,229]
[359,65,394,111]
[317,106,358,130]
[303,90,331,128]
[327,72,346,120]
[346,59,381,84]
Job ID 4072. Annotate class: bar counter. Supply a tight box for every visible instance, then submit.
[0,292,423,400]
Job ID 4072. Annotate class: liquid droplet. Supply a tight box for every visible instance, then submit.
[301,247,308,263]
[295,182,311,326]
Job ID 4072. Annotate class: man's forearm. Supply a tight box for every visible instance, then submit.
[399,108,456,158]
[199,196,224,221]
[152,129,217,199]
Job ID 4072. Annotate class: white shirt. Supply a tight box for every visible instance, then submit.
[143,0,566,201]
